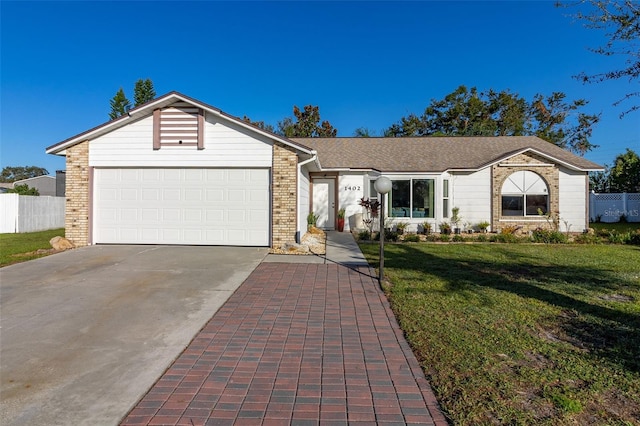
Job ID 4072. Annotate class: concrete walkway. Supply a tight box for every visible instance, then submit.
[263,231,370,269]
[121,232,447,425]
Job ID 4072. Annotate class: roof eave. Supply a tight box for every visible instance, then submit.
[46,91,315,156]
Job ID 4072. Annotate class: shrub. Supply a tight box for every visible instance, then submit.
[374,230,399,242]
[452,235,465,242]
[500,225,521,235]
[627,231,640,246]
[425,234,439,242]
[474,234,489,242]
[403,234,420,243]
[439,234,451,242]
[607,231,630,245]
[531,228,568,244]
[491,233,520,243]
[574,233,603,244]
[357,230,371,241]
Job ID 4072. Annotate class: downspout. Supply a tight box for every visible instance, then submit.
[296,151,318,243]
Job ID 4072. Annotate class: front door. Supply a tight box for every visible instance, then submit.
[312,179,335,230]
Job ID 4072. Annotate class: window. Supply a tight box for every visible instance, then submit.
[369,179,378,201]
[442,179,449,218]
[388,178,435,218]
[501,171,548,217]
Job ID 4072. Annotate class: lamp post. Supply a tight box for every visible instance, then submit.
[374,176,392,282]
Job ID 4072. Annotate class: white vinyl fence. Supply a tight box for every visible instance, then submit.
[589,192,640,223]
[0,194,65,233]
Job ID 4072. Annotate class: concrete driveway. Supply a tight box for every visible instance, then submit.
[0,245,268,426]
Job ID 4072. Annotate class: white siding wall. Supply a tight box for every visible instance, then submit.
[338,173,366,231]
[90,114,273,167]
[559,168,588,232]
[298,168,310,236]
[450,168,492,229]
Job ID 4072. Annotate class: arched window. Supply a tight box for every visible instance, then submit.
[501,171,548,216]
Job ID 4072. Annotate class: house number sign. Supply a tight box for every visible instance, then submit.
[343,185,361,191]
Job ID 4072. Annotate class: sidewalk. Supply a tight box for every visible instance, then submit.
[121,232,447,425]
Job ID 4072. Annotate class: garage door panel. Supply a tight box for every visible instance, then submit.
[94,168,270,246]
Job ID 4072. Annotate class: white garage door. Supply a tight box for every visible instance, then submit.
[94,168,270,246]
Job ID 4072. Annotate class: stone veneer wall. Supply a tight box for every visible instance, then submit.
[272,141,298,248]
[65,141,90,246]
[492,152,559,233]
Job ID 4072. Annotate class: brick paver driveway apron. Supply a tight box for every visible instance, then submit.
[121,263,447,425]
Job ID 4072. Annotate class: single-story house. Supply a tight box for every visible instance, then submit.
[12,175,58,196]
[46,92,603,248]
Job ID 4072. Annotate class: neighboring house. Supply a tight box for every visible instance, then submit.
[46,92,603,248]
[11,175,57,196]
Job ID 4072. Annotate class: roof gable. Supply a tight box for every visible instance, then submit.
[46,92,313,156]
[293,136,603,172]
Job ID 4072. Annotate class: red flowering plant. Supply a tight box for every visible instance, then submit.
[359,197,381,239]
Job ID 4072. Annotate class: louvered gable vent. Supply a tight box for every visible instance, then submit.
[153,101,204,150]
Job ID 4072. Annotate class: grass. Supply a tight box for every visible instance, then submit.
[0,228,65,267]
[359,242,640,425]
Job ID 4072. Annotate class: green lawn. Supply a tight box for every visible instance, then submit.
[0,228,65,267]
[360,242,640,425]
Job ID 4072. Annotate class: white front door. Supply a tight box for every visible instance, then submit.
[312,179,335,230]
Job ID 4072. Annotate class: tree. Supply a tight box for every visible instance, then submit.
[353,127,376,137]
[384,85,600,154]
[109,88,131,120]
[529,92,599,154]
[0,166,48,183]
[133,78,156,107]
[242,115,275,133]
[589,169,611,192]
[609,148,640,192]
[558,0,640,117]
[8,184,39,195]
[277,105,337,137]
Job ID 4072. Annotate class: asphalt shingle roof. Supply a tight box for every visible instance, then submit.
[292,136,603,172]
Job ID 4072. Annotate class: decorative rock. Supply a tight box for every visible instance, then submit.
[283,242,310,253]
[50,236,75,251]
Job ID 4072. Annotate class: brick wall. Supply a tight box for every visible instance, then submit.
[65,141,90,246]
[492,152,559,233]
[272,142,298,248]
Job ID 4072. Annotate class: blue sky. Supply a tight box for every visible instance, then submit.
[2,1,638,176]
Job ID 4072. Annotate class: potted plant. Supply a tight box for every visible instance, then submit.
[477,220,490,233]
[421,221,432,235]
[337,208,346,232]
[396,221,409,235]
[438,221,451,235]
[307,211,319,230]
[451,207,462,234]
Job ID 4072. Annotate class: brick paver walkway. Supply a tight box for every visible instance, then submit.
[120,263,447,425]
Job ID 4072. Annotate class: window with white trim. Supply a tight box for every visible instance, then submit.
[442,179,449,218]
[501,171,548,216]
[387,178,435,219]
